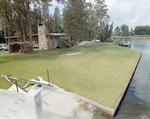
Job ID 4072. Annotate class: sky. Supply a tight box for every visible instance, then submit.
[50,0,150,31]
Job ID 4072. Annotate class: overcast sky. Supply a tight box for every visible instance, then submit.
[50,0,150,30]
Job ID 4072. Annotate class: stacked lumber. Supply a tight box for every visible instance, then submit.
[10,42,34,53]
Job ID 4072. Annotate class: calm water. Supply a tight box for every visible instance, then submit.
[93,40,150,119]
[115,41,150,119]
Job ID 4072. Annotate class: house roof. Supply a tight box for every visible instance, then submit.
[4,33,66,39]
[4,36,18,39]
[4,34,38,39]
[48,33,66,36]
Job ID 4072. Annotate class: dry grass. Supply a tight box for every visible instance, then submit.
[0,43,141,109]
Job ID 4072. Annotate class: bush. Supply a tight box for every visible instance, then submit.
[58,37,71,50]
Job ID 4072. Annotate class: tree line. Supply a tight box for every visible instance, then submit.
[114,24,150,36]
[0,0,64,45]
[63,0,113,44]
[0,0,113,48]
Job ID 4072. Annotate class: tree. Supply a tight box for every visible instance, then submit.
[0,0,12,52]
[86,3,96,40]
[0,18,7,43]
[100,22,113,42]
[130,28,134,36]
[48,14,54,33]
[85,0,109,48]
[120,24,129,36]
[12,0,27,42]
[31,4,42,34]
[0,29,4,43]
[53,6,63,33]
[134,26,150,35]
[114,26,121,36]
[25,0,33,46]
[11,0,37,48]
[58,36,71,50]
[63,0,87,45]
[93,0,109,38]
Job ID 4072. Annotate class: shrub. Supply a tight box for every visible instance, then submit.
[58,37,71,50]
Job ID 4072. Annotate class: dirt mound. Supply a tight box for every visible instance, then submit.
[78,41,99,46]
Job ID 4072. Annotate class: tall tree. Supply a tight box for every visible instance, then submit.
[114,26,121,36]
[53,6,61,33]
[12,0,27,42]
[121,24,129,36]
[92,0,109,47]
[134,26,150,35]
[48,14,54,33]
[0,18,7,43]
[0,0,12,52]
[12,0,37,47]
[31,4,42,34]
[0,28,5,43]
[63,0,87,44]
[86,2,96,40]
[100,22,113,42]
[130,28,134,36]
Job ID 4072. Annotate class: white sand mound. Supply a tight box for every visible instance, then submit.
[78,41,99,46]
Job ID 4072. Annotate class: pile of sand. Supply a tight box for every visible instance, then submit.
[78,41,99,46]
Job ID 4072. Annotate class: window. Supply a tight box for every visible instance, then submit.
[35,38,39,44]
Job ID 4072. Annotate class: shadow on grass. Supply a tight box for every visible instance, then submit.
[0,44,111,64]
[0,49,59,64]
[0,44,125,67]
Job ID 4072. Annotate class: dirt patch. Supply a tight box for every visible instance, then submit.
[78,41,99,46]
[74,97,97,113]
[58,52,84,56]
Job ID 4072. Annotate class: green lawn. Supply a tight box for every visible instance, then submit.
[0,43,141,109]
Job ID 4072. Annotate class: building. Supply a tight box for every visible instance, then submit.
[4,24,66,49]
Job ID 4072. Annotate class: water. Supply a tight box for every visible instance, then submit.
[116,40,150,119]
[93,41,150,119]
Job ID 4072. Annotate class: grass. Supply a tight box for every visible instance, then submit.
[0,43,141,109]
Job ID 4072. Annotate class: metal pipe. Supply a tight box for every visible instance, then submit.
[47,69,50,85]
[15,80,19,92]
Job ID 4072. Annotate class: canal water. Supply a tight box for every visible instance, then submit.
[93,40,150,119]
[115,40,150,119]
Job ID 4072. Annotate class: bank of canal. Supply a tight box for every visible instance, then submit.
[93,40,150,119]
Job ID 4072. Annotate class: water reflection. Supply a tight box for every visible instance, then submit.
[116,40,150,118]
